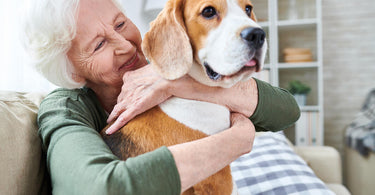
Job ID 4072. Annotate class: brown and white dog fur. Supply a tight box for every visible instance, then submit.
[101,0,267,194]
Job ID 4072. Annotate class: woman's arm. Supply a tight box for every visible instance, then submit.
[39,88,255,194]
[38,89,181,195]
[170,76,301,132]
[170,113,255,192]
[248,79,301,131]
[106,65,300,134]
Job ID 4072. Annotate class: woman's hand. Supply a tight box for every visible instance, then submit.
[229,112,256,154]
[106,65,172,134]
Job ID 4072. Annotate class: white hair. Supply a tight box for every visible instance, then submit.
[22,0,125,89]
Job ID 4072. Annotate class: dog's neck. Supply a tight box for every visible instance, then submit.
[159,60,235,135]
[159,97,230,135]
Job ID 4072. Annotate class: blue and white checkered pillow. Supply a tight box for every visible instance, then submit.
[231,132,335,195]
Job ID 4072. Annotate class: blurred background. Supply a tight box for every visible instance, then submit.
[1,0,374,194]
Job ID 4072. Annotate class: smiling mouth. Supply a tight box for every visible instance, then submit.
[204,58,259,81]
[119,52,139,71]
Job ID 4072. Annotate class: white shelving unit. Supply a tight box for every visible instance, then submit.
[253,0,324,146]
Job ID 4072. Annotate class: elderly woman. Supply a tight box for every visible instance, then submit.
[24,0,300,194]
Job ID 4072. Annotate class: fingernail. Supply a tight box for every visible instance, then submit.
[105,128,112,135]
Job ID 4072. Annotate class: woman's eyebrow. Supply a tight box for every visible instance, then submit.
[84,33,101,52]
[112,12,123,24]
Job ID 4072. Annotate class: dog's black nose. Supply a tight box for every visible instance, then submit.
[240,27,266,49]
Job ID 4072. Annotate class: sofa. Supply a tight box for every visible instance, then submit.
[292,144,350,194]
[345,147,375,195]
[0,91,350,195]
[344,88,375,195]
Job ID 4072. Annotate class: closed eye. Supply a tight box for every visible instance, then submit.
[94,39,105,52]
[116,21,125,30]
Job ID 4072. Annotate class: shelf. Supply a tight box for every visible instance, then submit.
[300,105,320,112]
[278,62,319,69]
[279,68,319,107]
[254,0,323,146]
[277,18,317,28]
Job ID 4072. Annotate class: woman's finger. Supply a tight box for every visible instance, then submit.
[105,120,123,135]
[107,103,127,123]
[105,100,146,134]
[106,109,133,135]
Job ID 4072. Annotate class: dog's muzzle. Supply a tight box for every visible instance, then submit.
[202,27,266,81]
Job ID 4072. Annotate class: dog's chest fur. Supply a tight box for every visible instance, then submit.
[159,97,230,135]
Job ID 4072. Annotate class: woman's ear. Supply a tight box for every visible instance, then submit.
[142,0,192,80]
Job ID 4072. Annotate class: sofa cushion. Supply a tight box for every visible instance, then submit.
[0,91,49,195]
[326,183,351,195]
[231,132,335,195]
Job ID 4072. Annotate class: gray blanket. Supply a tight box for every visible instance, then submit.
[346,89,375,156]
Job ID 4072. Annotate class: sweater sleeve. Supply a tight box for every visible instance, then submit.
[37,89,181,195]
[250,78,301,132]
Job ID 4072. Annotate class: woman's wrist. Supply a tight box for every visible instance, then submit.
[223,78,258,117]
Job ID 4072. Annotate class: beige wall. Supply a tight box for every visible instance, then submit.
[322,0,375,157]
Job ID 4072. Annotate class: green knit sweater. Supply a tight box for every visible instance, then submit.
[37,78,300,195]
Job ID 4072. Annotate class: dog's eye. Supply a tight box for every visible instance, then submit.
[202,6,217,19]
[245,5,253,17]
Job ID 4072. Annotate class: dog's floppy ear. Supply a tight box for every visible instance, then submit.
[142,0,192,80]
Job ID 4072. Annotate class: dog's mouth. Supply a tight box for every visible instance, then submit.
[204,58,260,81]
[204,62,222,80]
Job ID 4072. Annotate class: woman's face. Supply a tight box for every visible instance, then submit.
[68,0,148,88]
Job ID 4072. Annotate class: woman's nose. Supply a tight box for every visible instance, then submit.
[113,33,133,56]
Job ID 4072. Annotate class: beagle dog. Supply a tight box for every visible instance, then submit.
[101,0,267,194]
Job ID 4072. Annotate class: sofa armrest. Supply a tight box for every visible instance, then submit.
[0,91,50,195]
[294,146,342,184]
